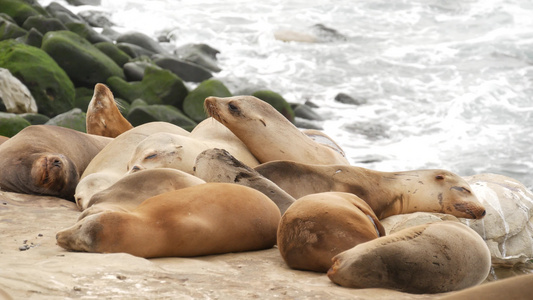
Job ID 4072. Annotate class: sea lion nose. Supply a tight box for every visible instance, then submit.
[481,210,486,217]
[52,159,62,167]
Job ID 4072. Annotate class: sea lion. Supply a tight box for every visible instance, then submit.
[302,129,346,158]
[86,83,133,138]
[438,273,533,300]
[75,122,189,210]
[0,125,111,200]
[193,148,295,215]
[78,168,206,220]
[127,118,259,174]
[255,161,486,219]
[204,95,349,165]
[57,183,281,258]
[0,135,8,145]
[327,221,491,294]
[277,192,385,273]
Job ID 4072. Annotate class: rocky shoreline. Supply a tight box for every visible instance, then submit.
[0,0,345,136]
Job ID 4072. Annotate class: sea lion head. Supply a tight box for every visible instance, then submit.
[425,170,486,219]
[28,153,79,199]
[86,83,133,138]
[56,213,104,252]
[204,96,283,129]
[127,133,185,174]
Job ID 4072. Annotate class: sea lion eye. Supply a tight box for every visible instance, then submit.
[145,153,157,160]
[228,102,239,112]
[436,175,444,180]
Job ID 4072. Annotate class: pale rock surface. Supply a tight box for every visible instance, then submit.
[0,68,38,114]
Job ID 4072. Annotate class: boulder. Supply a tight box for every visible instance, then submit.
[153,55,213,83]
[73,86,93,112]
[78,10,114,28]
[182,79,231,122]
[0,111,30,137]
[0,16,27,40]
[15,27,42,47]
[0,0,44,25]
[21,15,67,34]
[0,39,75,117]
[174,43,221,72]
[334,92,367,105]
[94,41,132,67]
[106,65,188,108]
[116,31,167,54]
[127,104,196,131]
[66,22,113,44]
[0,67,37,113]
[291,103,323,121]
[117,42,155,58]
[41,30,125,88]
[252,90,295,122]
[45,107,86,132]
[20,112,49,124]
[123,61,158,81]
[45,2,84,24]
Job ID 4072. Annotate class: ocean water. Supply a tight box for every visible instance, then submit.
[43,0,533,188]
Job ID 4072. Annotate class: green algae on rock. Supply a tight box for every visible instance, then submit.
[0,39,75,117]
[252,90,295,122]
[0,111,30,137]
[41,30,125,88]
[183,79,232,123]
[127,104,196,131]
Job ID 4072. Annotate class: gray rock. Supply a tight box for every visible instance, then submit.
[153,55,213,83]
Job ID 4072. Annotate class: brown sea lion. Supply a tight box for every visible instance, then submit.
[438,273,533,300]
[327,221,491,294]
[57,183,281,258]
[277,192,385,273]
[86,83,133,138]
[255,161,486,219]
[193,148,295,215]
[204,95,349,165]
[0,125,111,200]
[75,122,189,210]
[78,168,206,220]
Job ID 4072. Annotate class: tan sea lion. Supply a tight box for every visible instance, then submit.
[78,168,206,220]
[75,122,189,210]
[204,95,349,165]
[86,83,133,138]
[327,221,491,294]
[255,161,486,219]
[193,148,295,215]
[0,125,111,200]
[277,192,385,273]
[438,273,533,300]
[0,135,8,145]
[57,183,281,258]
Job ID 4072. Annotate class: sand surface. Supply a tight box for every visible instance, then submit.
[0,191,461,299]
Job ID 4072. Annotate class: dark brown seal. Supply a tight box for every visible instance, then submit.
[0,125,111,200]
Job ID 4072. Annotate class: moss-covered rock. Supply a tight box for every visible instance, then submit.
[45,107,86,132]
[106,65,188,108]
[0,17,27,40]
[0,39,75,117]
[182,79,231,123]
[127,104,196,131]
[20,112,49,124]
[0,0,44,25]
[41,30,125,88]
[117,42,155,58]
[153,55,213,83]
[66,22,112,44]
[174,43,221,72]
[45,2,83,24]
[252,90,295,122]
[22,15,67,34]
[123,61,156,81]
[73,86,93,112]
[0,111,30,136]
[15,27,42,47]
[94,41,131,67]
[116,31,167,54]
